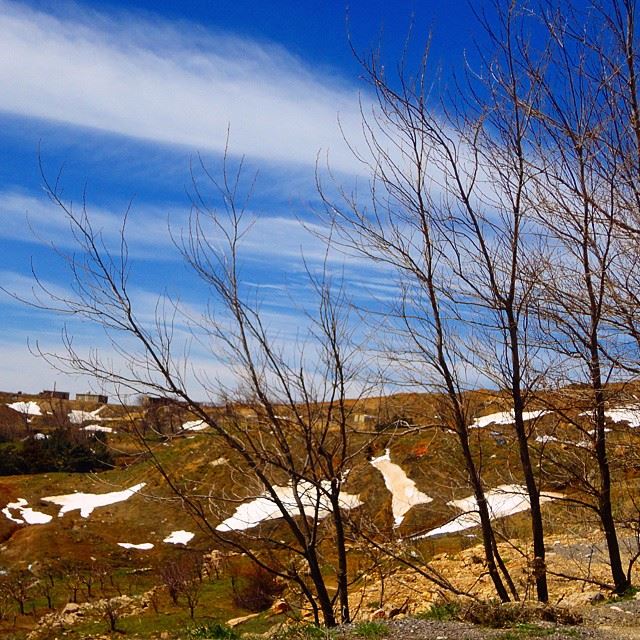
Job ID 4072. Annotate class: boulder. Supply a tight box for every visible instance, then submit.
[62,602,80,614]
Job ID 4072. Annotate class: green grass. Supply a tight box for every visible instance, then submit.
[189,621,240,639]
[416,601,459,621]
[352,621,388,638]
[608,585,640,602]
[270,623,337,640]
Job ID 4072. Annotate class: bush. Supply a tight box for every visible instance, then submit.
[460,602,582,628]
[417,601,460,621]
[230,564,285,612]
[0,430,113,475]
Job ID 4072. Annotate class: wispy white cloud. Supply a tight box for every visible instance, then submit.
[0,0,368,175]
[0,188,382,272]
[0,189,180,259]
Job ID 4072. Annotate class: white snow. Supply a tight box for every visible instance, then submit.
[118,542,154,550]
[2,499,52,525]
[471,409,549,429]
[604,406,640,428]
[6,401,41,416]
[370,449,432,527]
[43,483,146,518]
[33,433,48,440]
[82,424,113,433]
[163,530,194,545]
[537,429,611,449]
[182,420,208,432]
[68,408,104,424]
[416,484,563,539]
[216,480,362,532]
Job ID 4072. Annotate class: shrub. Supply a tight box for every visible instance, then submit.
[417,601,460,621]
[230,564,285,612]
[460,602,582,628]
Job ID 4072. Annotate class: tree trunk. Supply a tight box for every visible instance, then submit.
[591,357,629,593]
[331,490,351,623]
[458,430,512,602]
[509,319,548,602]
[306,549,336,627]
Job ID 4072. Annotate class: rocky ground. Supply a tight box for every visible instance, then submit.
[22,533,640,640]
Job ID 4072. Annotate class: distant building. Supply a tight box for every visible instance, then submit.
[76,393,108,404]
[141,395,173,407]
[39,390,70,400]
[353,413,376,425]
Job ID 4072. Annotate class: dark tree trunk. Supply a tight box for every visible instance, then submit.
[306,549,336,627]
[509,318,548,602]
[331,490,351,623]
[591,355,629,593]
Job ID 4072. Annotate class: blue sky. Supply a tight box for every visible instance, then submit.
[0,0,482,396]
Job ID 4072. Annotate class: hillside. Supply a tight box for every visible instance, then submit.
[0,388,639,638]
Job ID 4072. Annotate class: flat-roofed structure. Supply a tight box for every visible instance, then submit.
[39,390,70,400]
[76,393,108,404]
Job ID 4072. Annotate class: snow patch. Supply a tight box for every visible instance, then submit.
[416,484,562,539]
[163,530,194,545]
[118,542,154,550]
[216,481,362,532]
[471,409,549,429]
[68,408,104,424]
[604,406,640,428]
[182,420,208,432]
[2,499,52,525]
[43,483,146,518]
[82,424,113,433]
[7,401,41,416]
[370,449,432,527]
[537,429,611,449]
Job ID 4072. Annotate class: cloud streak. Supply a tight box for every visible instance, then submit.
[0,1,368,175]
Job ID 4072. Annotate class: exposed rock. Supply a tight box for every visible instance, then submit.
[62,602,80,614]
[227,612,261,627]
[271,598,291,615]
[562,590,607,607]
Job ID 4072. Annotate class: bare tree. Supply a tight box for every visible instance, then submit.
[28,150,385,627]
[509,0,640,594]
[100,598,122,634]
[160,554,204,619]
[319,0,556,600]
[1,570,33,616]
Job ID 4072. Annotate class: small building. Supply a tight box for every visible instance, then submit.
[141,395,173,407]
[39,390,70,400]
[76,393,108,404]
[353,413,376,425]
